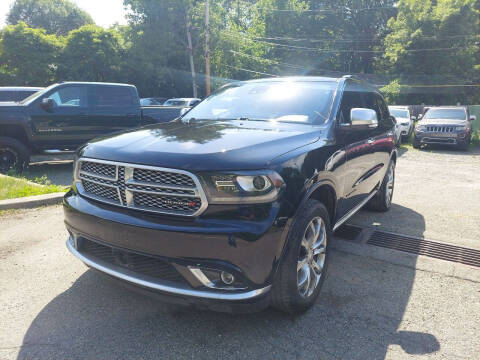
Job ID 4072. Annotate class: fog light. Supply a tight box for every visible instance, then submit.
[220,271,235,285]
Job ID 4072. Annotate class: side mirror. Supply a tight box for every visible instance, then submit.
[40,98,55,110]
[469,115,476,122]
[418,114,423,120]
[411,116,416,120]
[345,108,378,129]
[180,107,190,116]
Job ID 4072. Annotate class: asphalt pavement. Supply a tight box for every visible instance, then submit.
[1,205,479,360]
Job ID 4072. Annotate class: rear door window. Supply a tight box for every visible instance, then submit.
[92,86,136,108]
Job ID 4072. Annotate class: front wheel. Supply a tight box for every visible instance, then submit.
[272,199,330,314]
[0,137,30,173]
[366,160,395,212]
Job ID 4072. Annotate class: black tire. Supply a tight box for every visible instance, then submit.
[272,199,330,314]
[0,137,30,173]
[366,160,395,212]
[413,138,420,149]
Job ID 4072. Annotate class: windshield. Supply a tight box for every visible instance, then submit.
[164,100,188,106]
[184,81,336,124]
[424,108,466,120]
[19,84,57,105]
[390,109,409,118]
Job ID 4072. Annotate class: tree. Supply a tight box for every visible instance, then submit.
[0,22,62,86]
[7,0,94,36]
[58,25,124,82]
[382,0,480,104]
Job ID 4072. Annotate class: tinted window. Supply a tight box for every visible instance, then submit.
[338,83,366,124]
[185,81,336,124]
[424,108,466,120]
[47,86,88,107]
[164,99,188,106]
[92,86,136,108]
[0,91,16,102]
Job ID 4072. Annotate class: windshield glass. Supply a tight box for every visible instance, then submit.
[390,109,409,118]
[19,84,57,105]
[424,108,466,120]
[184,81,336,124]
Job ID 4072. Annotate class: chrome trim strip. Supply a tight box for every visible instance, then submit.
[75,157,209,217]
[125,187,198,198]
[333,190,377,231]
[78,175,118,188]
[67,237,270,301]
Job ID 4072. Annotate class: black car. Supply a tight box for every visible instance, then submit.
[414,106,475,150]
[0,87,44,102]
[64,76,397,314]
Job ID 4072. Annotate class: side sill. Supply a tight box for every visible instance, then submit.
[66,236,271,301]
[332,190,377,231]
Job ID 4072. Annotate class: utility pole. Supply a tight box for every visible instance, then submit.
[205,0,211,96]
[186,12,197,98]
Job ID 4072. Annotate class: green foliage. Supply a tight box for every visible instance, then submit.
[58,25,124,82]
[7,0,94,36]
[383,0,480,104]
[0,174,67,200]
[0,22,62,86]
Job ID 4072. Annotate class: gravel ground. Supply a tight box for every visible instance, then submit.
[1,206,480,360]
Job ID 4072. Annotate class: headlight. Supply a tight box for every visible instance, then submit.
[456,125,467,131]
[199,171,284,204]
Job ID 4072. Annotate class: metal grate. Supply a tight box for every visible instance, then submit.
[133,168,195,187]
[133,192,201,214]
[81,161,116,179]
[426,126,454,133]
[82,180,119,203]
[76,159,207,216]
[368,231,480,268]
[80,238,187,284]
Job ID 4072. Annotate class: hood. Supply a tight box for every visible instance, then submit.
[419,118,468,126]
[79,120,323,171]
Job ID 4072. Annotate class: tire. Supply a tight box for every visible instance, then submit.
[413,138,420,149]
[366,160,395,212]
[272,199,330,314]
[0,137,30,173]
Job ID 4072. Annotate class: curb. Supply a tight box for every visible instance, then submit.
[0,192,65,210]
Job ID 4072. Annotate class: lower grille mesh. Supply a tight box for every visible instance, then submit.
[82,181,119,203]
[80,238,187,283]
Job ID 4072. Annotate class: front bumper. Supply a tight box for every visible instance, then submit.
[414,132,467,146]
[64,190,289,308]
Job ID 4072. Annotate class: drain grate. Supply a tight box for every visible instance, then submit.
[334,224,363,241]
[368,231,480,268]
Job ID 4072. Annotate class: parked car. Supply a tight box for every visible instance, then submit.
[163,97,201,107]
[64,76,397,314]
[140,97,168,106]
[0,87,44,102]
[413,106,475,150]
[0,82,189,173]
[389,106,414,141]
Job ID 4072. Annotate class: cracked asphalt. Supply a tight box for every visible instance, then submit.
[1,146,479,359]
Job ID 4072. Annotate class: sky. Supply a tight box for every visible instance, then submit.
[0,0,128,28]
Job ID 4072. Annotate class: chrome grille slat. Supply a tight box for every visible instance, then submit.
[426,125,454,133]
[75,158,208,217]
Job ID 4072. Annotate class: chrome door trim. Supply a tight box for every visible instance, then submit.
[333,190,377,231]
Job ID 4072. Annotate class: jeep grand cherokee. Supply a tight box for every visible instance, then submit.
[63,76,397,314]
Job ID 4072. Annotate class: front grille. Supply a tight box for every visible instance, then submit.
[79,238,187,283]
[426,126,454,133]
[76,159,207,216]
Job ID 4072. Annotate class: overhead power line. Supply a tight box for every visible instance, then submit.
[254,6,397,13]
[224,64,278,77]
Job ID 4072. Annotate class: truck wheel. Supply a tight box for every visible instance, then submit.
[458,136,470,151]
[272,199,330,314]
[366,160,395,212]
[0,137,30,173]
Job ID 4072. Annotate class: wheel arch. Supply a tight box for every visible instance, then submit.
[0,125,31,149]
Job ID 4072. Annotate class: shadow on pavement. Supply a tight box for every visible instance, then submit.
[24,161,73,186]
[17,207,439,360]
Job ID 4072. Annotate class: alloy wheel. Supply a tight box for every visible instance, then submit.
[297,216,327,298]
[386,162,395,206]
